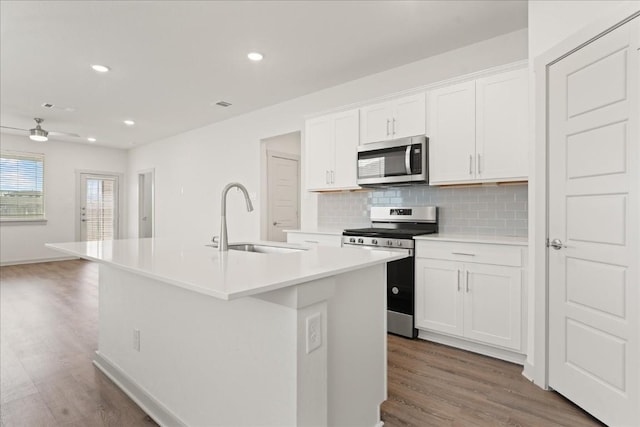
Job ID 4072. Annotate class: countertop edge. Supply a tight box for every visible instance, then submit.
[413,234,528,246]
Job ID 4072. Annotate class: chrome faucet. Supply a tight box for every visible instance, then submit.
[216,182,254,251]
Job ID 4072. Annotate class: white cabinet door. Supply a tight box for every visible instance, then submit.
[360,102,393,144]
[392,93,426,139]
[476,68,528,181]
[332,109,359,189]
[427,81,476,184]
[305,116,334,190]
[463,263,522,350]
[415,259,464,337]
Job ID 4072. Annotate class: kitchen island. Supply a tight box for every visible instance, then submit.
[46,238,404,427]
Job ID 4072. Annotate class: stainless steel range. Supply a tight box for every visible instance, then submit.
[342,206,438,338]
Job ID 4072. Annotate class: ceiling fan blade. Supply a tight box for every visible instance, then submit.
[49,131,81,137]
[0,125,29,132]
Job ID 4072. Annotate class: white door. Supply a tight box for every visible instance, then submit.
[267,152,299,242]
[360,101,393,144]
[464,263,522,351]
[415,259,464,337]
[548,18,639,426]
[476,68,528,181]
[79,173,119,241]
[305,116,334,190]
[138,170,154,238]
[392,93,426,139]
[427,81,476,184]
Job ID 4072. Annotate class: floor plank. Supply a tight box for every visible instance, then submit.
[1,260,605,426]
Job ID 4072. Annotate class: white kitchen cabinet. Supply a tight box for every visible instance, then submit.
[415,239,525,358]
[428,68,528,185]
[360,93,426,144]
[286,230,342,247]
[304,109,360,191]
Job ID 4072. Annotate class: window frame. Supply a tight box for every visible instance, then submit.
[0,150,47,223]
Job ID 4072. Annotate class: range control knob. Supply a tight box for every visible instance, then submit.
[387,240,393,246]
[396,241,403,247]
[349,238,356,243]
[357,238,364,244]
[371,239,378,245]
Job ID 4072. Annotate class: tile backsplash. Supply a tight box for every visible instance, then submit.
[318,184,528,237]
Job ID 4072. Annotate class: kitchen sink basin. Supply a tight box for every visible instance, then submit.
[206,242,307,254]
[209,243,307,254]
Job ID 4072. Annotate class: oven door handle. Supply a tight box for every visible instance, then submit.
[405,146,412,175]
[342,243,413,256]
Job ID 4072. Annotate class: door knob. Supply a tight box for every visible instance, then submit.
[273,221,280,226]
[549,238,567,250]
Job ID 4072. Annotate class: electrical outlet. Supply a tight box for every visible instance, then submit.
[306,313,322,354]
[133,329,140,352]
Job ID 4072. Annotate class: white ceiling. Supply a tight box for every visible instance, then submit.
[0,1,527,149]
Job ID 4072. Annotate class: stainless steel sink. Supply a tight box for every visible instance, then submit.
[226,243,306,254]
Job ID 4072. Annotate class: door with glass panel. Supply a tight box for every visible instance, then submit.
[79,173,119,241]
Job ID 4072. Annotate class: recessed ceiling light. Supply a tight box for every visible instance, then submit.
[247,52,263,61]
[87,137,97,143]
[91,64,111,73]
[123,120,135,126]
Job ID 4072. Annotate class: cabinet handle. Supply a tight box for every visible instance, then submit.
[452,252,476,256]
[466,270,470,293]
[331,170,335,183]
[392,118,396,135]
[386,119,390,136]
[304,240,319,244]
[325,170,329,184]
[457,269,461,292]
[477,153,482,175]
[469,155,473,175]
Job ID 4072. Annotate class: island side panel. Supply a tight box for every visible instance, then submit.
[328,264,387,427]
[96,264,298,426]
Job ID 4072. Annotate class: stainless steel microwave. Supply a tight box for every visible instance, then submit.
[356,136,428,187]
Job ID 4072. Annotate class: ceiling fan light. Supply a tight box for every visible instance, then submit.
[30,127,48,142]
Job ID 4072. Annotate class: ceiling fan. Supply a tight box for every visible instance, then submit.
[0,117,80,142]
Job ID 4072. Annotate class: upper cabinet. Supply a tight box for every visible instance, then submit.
[428,68,528,185]
[360,93,426,144]
[305,109,360,191]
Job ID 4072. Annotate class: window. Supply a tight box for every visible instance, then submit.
[0,151,45,220]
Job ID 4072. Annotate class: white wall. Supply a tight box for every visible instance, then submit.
[126,29,528,242]
[526,0,639,383]
[0,134,128,265]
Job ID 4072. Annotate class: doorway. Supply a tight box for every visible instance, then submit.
[138,169,155,238]
[260,132,301,242]
[78,172,120,241]
[538,12,639,427]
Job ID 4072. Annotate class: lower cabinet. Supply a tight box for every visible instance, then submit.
[286,231,342,247]
[415,240,525,359]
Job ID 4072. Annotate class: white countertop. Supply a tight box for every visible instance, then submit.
[414,234,528,246]
[284,229,344,236]
[46,238,405,300]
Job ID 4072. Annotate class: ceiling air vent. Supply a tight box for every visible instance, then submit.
[215,101,232,107]
[41,102,76,112]
[42,103,55,108]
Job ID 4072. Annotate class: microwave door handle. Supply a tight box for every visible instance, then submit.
[405,146,412,175]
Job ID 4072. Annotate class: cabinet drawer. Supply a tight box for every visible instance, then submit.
[416,240,522,267]
[287,232,342,247]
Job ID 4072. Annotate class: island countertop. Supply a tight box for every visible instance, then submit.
[46,238,405,300]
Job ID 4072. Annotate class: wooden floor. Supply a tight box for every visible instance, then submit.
[1,260,603,427]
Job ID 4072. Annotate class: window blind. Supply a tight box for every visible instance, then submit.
[84,178,116,241]
[0,151,45,219]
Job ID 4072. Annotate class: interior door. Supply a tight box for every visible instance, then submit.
[267,152,299,242]
[79,173,119,241]
[548,17,639,426]
[138,170,154,238]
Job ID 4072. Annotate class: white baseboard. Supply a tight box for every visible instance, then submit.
[93,351,187,427]
[417,330,526,365]
[0,255,78,267]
